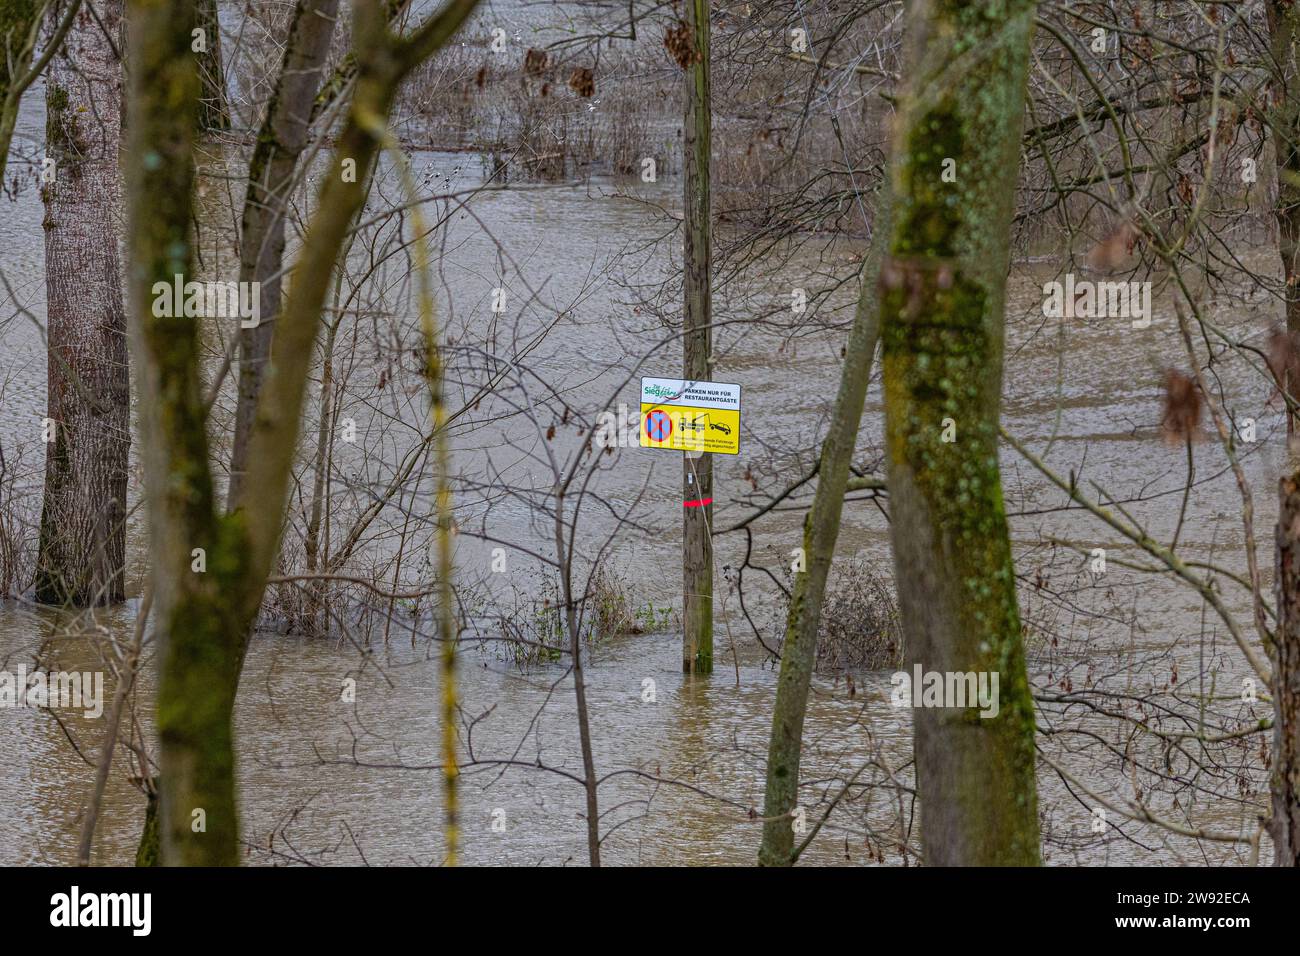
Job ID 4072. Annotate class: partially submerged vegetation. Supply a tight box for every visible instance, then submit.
[493,564,672,667]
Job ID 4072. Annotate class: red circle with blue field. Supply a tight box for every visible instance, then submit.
[644,409,673,443]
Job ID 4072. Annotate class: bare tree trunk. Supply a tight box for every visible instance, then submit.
[302,298,343,633]
[227,0,340,508]
[556,501,601,866]
[34,0,129,606]
[877,0,1040,865]
[758,190,891,866]
[681,0,712,675]
[1273,475,1300,864]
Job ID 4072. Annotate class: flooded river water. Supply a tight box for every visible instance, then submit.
[0,69,1284,865]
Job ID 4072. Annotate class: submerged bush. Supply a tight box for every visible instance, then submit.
[774,555,902,672]
[814,557,902,671]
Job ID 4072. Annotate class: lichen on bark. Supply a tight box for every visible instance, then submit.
[877,0,1041,865]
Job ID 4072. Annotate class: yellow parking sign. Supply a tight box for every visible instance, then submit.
[639,376,741,455]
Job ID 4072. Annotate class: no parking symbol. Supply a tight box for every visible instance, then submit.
[644,409,673,443]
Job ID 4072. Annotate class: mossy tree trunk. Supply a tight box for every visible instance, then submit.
[134,776,160,866]
[877,0,1041,865]
[34,0,129,607]
[195,0,228,131]
[1274,475,1300,865]
[0,0,42,182]
[125,0,481,865]
[1264,0,1300,869]
[125,0,241,866]
[1268,0,1300,439]
[681,0,712,675]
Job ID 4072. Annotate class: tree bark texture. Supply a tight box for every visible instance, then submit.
[35,0,129,606]
[878,0,1041,865]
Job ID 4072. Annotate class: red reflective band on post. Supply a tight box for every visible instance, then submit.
[683,497,713,508]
